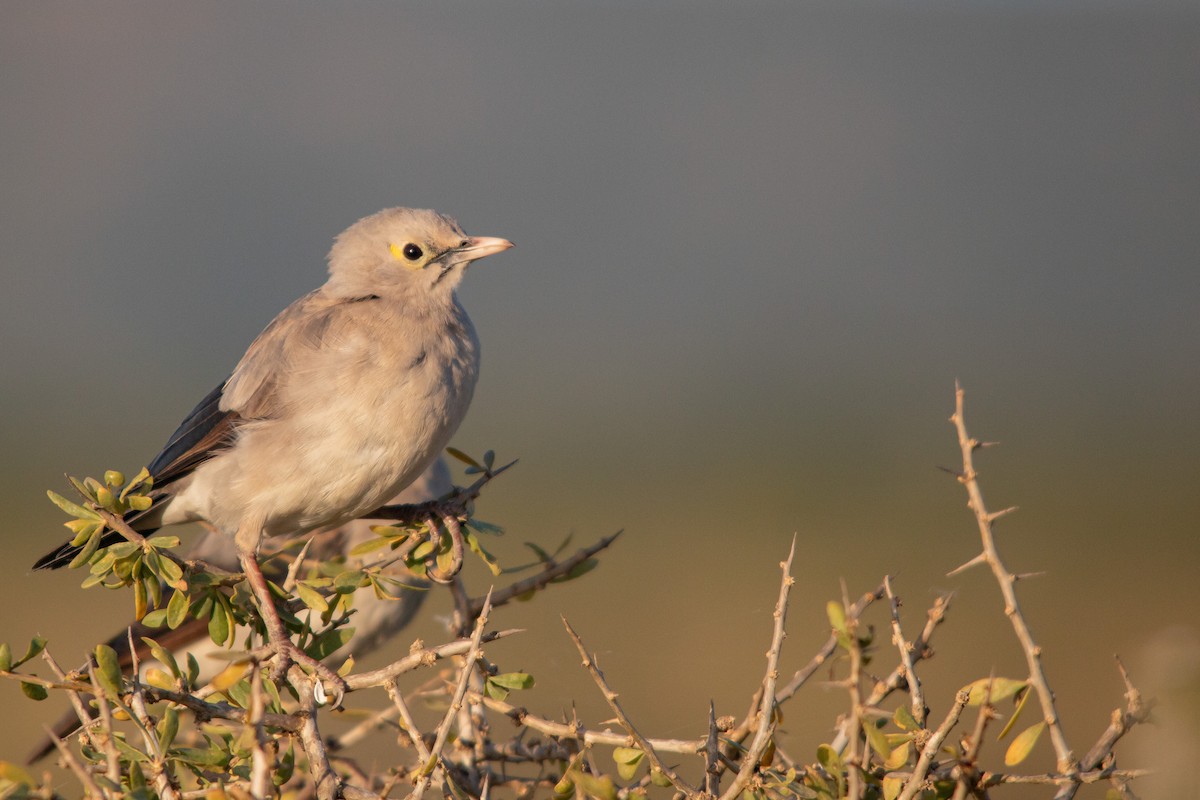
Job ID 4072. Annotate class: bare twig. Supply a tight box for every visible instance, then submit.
[950,383,1075,777]
[844,599,866,800]
[563,617,698,797]
[720,538,796,800]
[46,725,106,799]
[885,575,926,727]
[40,650,105,770]
[1080,656,1153,772]
[467,531,623,617]
[125,629,181,800]
[478,693,704,753]
[345,627,520,690]
[296,673,340,800]
[705,702,721,797]
[86,664,123,786]
[386,679,433,763]
[407,590,494,800]
[248,665,272,800]
[951,675,997,800]
[897,689,970,800]
[831,592,953,754]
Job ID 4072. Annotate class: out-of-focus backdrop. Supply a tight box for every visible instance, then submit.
[2,2,1197,794]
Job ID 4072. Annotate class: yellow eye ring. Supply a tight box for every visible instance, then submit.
[389,242,425,267]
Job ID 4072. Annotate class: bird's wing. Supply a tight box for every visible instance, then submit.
[220,289,346,420]
[149,289,350,486]
[147,381,238,488]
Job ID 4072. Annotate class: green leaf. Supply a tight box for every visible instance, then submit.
[224,679,251,709]
[555,558,598,582]
[816,743,843,775]
[66,518,101,545]
[0,762,35,786]
[141,638,181,681]
[296,582,330,612]
[863,719,892,759]
[128,759,147,792]
[445,447,482,470]
[613,747,644,781]
[141,609,168,628]
[157,706,179,751]
[95,487,116,509]
[20,682,48,701]
[349,535,395,557]
[884,739,911,770]
[464,529,502,576]
[553,775,574,800]
[826,601,847,633]
[467,518,504,536]
[94,644,123,697]
[650,768,673,787]
[166,588,190,629]
[173,746,229,768]
[488,672,535,690]
[893,705,919,731]
[333,570,365,592]
[612,746,643,765]
[1004,722,1045,766]
[963,677,1028,706]
[186,654,200,688]
[524,542,552,563]
[126,494,153,512]
[106,541,140,560]
[47,490,100,521]
[69,526,105,569]
[274,743,295,786]
[569,769,617,800]
[154,551,185,586]
[13,636,47,669]
[119,467,153,502]
[998,685,1034,740]
[112,737,149,763]
[305,628,355,661]
[208,601,230,646]
[0,643,11,672]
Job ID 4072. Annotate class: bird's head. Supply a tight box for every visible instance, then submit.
[326,207,512,302]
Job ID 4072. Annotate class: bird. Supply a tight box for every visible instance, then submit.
[34,207,512,689]
[27,458,450,764]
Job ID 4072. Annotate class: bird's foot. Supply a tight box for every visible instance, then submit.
[266,639,348,707]
[423,505,468,584]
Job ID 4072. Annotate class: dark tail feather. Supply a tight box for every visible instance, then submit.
[33,510,161,571]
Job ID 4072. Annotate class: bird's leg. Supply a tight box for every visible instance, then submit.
[237,548,348,704]
[423,509,467,584]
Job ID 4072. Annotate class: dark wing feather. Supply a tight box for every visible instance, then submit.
[147,379,240,488]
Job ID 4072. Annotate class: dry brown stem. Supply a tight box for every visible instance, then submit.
[950,382,1076,777]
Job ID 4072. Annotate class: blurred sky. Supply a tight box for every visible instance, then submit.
[2,2,1198,793]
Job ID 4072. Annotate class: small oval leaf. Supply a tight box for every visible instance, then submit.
[1004,722,1046,766]
[94,645,123,697]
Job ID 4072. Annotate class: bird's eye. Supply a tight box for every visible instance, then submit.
[402,243,423,261]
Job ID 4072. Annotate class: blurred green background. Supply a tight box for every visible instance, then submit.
[2,2,1197,795]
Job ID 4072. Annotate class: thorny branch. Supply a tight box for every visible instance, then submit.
[20,390,1152,800]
